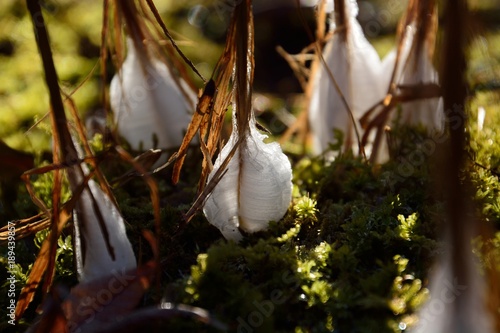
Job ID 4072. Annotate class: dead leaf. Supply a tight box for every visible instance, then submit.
[62,261,156,331]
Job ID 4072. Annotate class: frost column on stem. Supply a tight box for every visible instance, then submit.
[309,0,385,158]
[203,0,293,242]
[66,142,137,283]
[110,1,196,153]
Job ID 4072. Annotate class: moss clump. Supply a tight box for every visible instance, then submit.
[154,126,445,333]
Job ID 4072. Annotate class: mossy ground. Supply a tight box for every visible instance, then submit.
[5,118,500,332]
[1,1,500,332]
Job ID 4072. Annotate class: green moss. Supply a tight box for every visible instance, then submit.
[160,131,443,332]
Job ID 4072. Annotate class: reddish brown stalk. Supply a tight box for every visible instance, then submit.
[234,0,254,136]
[316,0,328,41]
[25,2,79,164]
[116,1,147,59]
[359,82,441,147]
[333,0,347,40]
[398,0,438,79]
[199,25,236,189]
[172,80,215,184]
[441,0,468,300]
[111,1,124,69]
[438,0,499,330]
[232,0,253,224]
[17,0,85,320]
[15,170,94,321]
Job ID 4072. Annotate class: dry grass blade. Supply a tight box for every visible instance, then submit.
[173,8,238,189]
[201,0,292,241]
[275,45,313,93]
[25,0,79,167]
[44,137,63,295]
[0,214,49,243]
[144,0,206,83]
[359,82,441,149]
[22,0,86,319]
[359,82,442,132]
[325,0,364,157]
[110,0,124,73]
[197,41,235,191]
[63,92,117,204]
[115,146,161,232]
[137,3,197,95]
[390,0,437,90]
[112,149,164,186]
[181,1,250,213]
[15,172,94,320]
[16,151,104,224]
[172,80,215,184]
[142,229,159,262]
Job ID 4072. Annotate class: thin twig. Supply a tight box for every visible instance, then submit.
[144,0,206,83]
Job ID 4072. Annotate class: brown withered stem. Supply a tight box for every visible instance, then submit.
[439,0,498,330]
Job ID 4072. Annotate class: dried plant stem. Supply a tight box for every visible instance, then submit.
[234,0,254,135]
[173,9,237,188]
[144,0,206,83]
[16,0,84,321]
[441,0,468,283]
[25,1,79,164]
[438,0,498,330]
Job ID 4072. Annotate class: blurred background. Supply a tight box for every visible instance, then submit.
[0,0,499,155]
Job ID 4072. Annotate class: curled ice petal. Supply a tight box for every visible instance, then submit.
[67,138,136,283]
[110,38,196,151]
[309,0,384,156]
[203,118,292,242]
[73,179,137,282]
